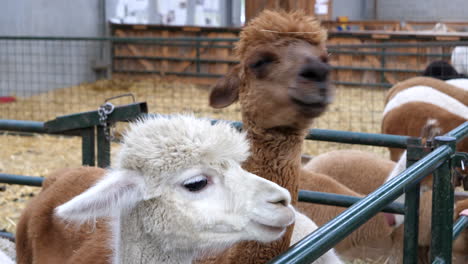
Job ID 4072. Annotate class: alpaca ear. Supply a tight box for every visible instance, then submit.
[209,64,241,108]
[55,170,144,225]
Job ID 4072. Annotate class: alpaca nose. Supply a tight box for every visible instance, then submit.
[266,186,291,208]
[299,58,330,82]
[269,198,287,207]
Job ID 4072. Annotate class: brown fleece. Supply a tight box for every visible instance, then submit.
[235,10,327,60]
[16,167,111,264]
[303,149,396,194]
[385,76,468,105]
[297,170,395,253]
[382,102,467,161]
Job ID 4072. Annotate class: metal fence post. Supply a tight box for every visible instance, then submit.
[196,37,201,73]
[96,126,111,168]
[430,136,457,263]
[403,137,423,264]
[81,127,95,166]
[380,47,387,83]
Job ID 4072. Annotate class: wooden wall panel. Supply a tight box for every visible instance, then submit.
[110,23,468,86]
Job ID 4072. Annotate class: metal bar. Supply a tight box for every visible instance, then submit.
[1,36,466,47]
[328,40,468,49]
[403,185,420,264]
[403,138,423,264]
[114,55,238,64]
[332,65,422,73]
[446,121,468,142]
[0,232,14,242]
[196,37,201,73]
[96,126,111,168]
[268,145,452,264]
[453,216,468,241]
[0,174,43,186]
[305,129,410,148]
[113,69,223,78]
[430,136,457,263]
[45,102,147,133]
[380,47,386,83]
[81,127,95,166]
[209,119,410,148]
[0,120,46,133]
[298,190,405,214]
[115,42,234,49]
[328,50,452,57]
[0,35,239,42]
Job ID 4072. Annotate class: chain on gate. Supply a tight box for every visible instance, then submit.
[97,93,136,141]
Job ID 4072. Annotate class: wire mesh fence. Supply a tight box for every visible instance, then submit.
[1,36,467,157]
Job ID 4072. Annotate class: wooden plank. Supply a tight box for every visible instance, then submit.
[115,30,154,71]
[372,34,390,39]
[133,25,147,30]
[435,36,460,41]
[183,27,201,32]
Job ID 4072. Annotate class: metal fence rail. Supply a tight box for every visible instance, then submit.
[269,144,453,264]
[269,121,468,264]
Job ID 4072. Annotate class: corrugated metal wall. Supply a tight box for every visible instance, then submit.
[0,0,106,96]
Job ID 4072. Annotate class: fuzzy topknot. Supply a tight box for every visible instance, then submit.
[116,114,250,178]
[235,10,327,58]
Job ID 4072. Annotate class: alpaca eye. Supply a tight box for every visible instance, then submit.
[249,52,277,70]
[320,54,329,63]
[183,176,208,192]
[250,58,271,69]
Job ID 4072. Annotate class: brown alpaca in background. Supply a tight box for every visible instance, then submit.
[204,9,393,264]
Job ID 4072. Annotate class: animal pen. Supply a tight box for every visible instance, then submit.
[0,107,467,263]
[1,27,468,263]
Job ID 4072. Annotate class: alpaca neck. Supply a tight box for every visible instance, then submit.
[116,210,195,264]
[242,120,305,202]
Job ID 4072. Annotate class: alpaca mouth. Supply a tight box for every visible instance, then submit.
[290,97,329,117]
[291,97,327,108]
[288,85,330,116]
[253,221,287,233]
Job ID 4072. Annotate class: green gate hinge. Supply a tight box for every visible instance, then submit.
[44,102,148,133]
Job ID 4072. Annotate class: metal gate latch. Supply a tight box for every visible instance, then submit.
[98,102,115,141]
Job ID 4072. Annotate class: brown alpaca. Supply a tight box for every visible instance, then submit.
[302,121,467,263]
[382,86,468,161]
[303,150,396,194]
[204,10,394,263]
[385,76,468,105]
[16,167,111,264]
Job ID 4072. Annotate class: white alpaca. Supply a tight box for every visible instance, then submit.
[0,237,15,264]
[54,115,296,264]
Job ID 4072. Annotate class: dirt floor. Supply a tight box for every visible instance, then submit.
[0,78,390,236]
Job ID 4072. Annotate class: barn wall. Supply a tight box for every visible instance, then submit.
[376,0,468,22]
[331,0,367,21]
[0,0,105,97]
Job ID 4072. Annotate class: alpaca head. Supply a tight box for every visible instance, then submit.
[55,115,295,254]
[210,10,332,131]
